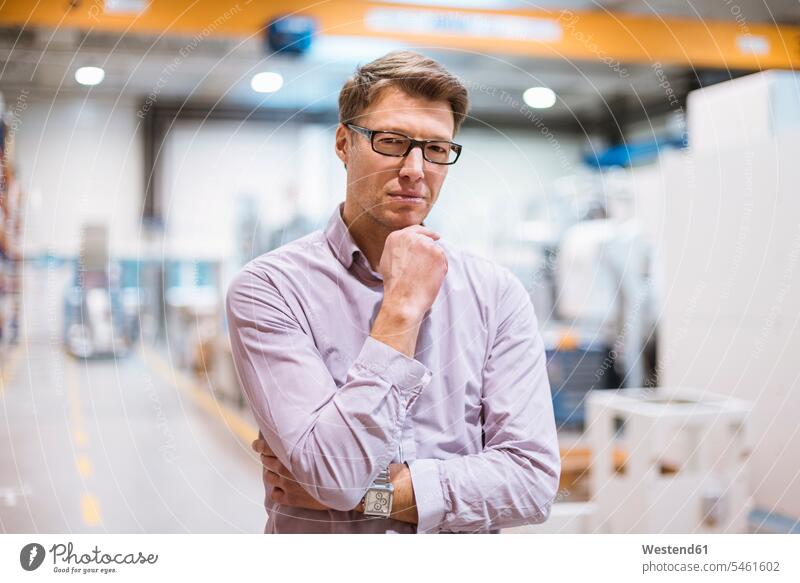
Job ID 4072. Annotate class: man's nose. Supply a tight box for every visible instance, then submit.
[399,145,424,181]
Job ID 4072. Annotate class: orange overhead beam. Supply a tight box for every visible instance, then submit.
[0,0,798,69]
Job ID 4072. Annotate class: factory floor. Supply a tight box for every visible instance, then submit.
[0,264,264,533]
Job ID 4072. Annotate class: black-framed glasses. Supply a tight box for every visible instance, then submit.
[345,123,462,165]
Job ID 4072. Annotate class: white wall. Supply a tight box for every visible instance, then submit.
[160,120,343,260]
[15,96,144,257]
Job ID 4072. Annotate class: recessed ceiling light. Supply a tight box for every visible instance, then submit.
[75,66,105,86]
[251,72,284,94]
[523,86,557,109]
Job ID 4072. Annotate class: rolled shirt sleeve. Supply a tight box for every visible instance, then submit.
[408,269,561,533]
[227,267,432,511]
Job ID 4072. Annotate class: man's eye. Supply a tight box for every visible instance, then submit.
[378,138,406,144]
[428,144,448,153]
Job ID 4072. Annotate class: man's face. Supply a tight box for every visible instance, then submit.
[336,86,455,231]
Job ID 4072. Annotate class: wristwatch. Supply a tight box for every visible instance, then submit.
[361,468,394,518]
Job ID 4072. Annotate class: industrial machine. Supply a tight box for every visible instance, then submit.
[63,224,139,358]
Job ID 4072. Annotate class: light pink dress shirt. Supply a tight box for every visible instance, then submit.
[226,203,560,533]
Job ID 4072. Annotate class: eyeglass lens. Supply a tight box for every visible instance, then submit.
[372,132,457,164]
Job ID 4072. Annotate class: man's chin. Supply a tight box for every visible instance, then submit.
[382,210,426,230]
[365,200,429,230]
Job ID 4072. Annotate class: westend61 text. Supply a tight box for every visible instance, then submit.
[642,544,708,555]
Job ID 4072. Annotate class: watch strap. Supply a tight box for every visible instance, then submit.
[373,467,390,486]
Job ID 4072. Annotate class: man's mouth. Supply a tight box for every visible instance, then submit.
[388,192,425,201]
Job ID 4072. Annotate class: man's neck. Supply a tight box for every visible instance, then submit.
[341,200,391,271]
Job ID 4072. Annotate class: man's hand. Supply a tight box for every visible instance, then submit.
[385,462,419,524]
[252,438,329,511]
[378,225,447,318]
[371,225,447,358]
[253,437,419,524]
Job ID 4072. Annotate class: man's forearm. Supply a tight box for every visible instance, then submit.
[370,302,423,359]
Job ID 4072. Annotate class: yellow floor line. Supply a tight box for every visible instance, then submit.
[0,343,24,394]
[74,430,87,447]
[65,358,103,528]
[140,345,258,444]
[80,493,102,526]
[76,454,93,478]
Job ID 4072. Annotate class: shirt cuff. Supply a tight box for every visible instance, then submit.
[356,336,433,396]
[407,458,447,533]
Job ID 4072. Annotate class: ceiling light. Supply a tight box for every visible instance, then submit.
[251,72,284,94]
[75,66,105,86]
[523,86,557,109]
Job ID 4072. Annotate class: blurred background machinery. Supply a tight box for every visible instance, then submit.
[63,224,140,358]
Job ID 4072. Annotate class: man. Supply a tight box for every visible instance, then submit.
[226,51,560,533]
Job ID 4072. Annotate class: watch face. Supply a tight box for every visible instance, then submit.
[364,489,391,516]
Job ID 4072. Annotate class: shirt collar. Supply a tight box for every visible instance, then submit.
[324,202,362,270]
[324,202,427,278]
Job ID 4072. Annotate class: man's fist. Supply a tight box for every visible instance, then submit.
[378,225,448,320]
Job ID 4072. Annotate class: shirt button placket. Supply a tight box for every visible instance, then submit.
[401,421,416,462]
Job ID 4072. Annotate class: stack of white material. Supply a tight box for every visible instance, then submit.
[661,70,800,525]
[687,70,800,153]
[586,387,751,534]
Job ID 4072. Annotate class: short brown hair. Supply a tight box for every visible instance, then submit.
[338,51,470,135]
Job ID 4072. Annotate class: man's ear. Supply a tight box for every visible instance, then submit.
[335,124,349,169]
